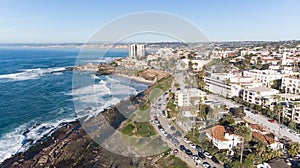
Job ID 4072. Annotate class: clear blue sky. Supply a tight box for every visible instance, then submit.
[0,0,299,43]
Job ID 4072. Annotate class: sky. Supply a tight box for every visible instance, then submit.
[0,0,299,43]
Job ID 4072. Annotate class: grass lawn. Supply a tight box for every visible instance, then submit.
[135,121,156,137]
[121,123,135,136]
[121,121,156,137]
[157,155,188,168]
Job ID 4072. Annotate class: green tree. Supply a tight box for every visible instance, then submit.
[288,143,300,157]
[220,115,235,125]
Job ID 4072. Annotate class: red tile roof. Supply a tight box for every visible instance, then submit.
[252,132,275,145]
[206,125,228,141]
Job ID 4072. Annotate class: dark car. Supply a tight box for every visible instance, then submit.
[223,164,231,168]
[198,152,206,159]
[185,149,193,155]
[196,145,202,152]
[211,156,220,164]
[179,145,186,151]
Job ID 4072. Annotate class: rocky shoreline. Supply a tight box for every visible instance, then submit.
[1,85,157,168]
[1,67,173,168]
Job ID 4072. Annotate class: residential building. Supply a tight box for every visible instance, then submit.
[241,87,279,106]
[284,101,300,124]
[129,44,145,59]
[204,71,261,98]
[281,76,300,94]
[175,88,205,107]
[243,69,285,87]
[204,73,231,97]
[252,131,283,150]
[206,125,242,150]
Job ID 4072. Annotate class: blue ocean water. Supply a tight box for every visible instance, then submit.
[0,47,148,162]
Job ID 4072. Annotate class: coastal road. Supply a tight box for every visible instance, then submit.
[150,91,222,168]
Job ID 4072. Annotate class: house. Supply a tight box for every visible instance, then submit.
[257,159,291,168]
[252,132,283,150]
[206,125,242,150]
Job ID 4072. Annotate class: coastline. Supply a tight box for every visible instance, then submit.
[113,73,155,85]
[0,72,157,167]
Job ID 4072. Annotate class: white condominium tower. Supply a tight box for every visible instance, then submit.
[129,44,145,60]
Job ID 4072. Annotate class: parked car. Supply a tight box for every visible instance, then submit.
[189,143,196,149]
[185,149,193,155]
[244,108,251,112]
[268,119,275,123]
[173,149,178,155]
[198,152,206,160]
[172,138,179,145]
[162,110,166,117]
[183,137,190,143]
[196,145,202,152]
[203,151,212,158]
[223,164,231,168]
[192,155,201,164]
[202,162,211,168]
[179,145,186,151]
[211,156,220,164]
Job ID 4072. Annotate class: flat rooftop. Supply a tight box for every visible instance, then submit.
[247,87,278,92]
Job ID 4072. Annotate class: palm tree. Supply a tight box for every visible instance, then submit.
[234,125,252,163]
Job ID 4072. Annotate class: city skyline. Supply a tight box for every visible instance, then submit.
[0,0,299,43]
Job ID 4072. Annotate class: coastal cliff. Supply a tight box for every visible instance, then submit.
[1,69,176,168]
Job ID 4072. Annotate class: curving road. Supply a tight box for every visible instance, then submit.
[150,90,222,168]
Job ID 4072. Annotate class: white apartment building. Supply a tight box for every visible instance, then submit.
[243,69,285,87]
[175,88,205,107]
[129,44,145,59]
[241,87,279,106]
[284,101,300,124]
[281,76,300,94]
[204,73,232,98]
[206,125,242,150]
[204,71,261,98]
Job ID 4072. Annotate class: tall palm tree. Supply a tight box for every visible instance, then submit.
[235,125,252,163]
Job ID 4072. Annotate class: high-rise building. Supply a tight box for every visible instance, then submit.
[129,44,145,59]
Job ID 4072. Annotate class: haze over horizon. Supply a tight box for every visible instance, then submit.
[0,0,299,43]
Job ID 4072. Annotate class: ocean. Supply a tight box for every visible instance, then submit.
[0,46,148,163]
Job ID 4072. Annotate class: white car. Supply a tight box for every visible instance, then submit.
[162,131,168,136]
[189,143,196,149]
[203,151,212,158]
[183,137,190,143]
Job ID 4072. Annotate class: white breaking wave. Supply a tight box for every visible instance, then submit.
[0,118,75,163]
[0,76,145,164]
[0,67,66,82]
